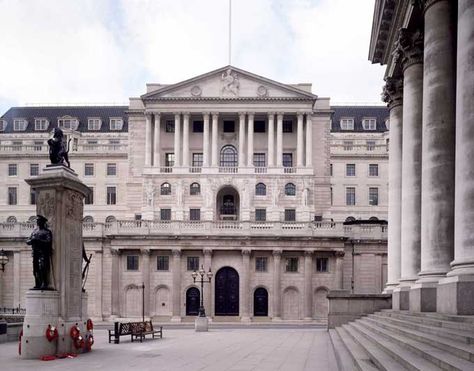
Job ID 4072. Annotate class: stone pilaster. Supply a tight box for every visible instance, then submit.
[297,113,304,167]
[211,113,218,167]
[335,251,345,290]
[171,249,182,321]
[247,113,254,168]
[303,250,313,319]
[203,112,210,167]
[272,249,282,320]
[94,250,103,320]
[182,113,190,167]
[268,112,275,167]
[145,113,152,167]
[142,249,151,317]
[276,114,283,167]
[174,113,181,167]
[241,249,251,322]
[305,113,313,167]
[111,248,120,317]
[153,113,161,167]
[239,112,246,167]
[203,248,212,317]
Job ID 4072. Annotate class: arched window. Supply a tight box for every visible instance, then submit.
[161,182,171,195]
[345,216,356,222]
[190,182,200,196]
[284,183,296,196]
[369,216,379,221]
[6,216,17,223]
[255,183,266,196]
[83,216,94,223]
[220,145,238,167]
[105,215,116,223]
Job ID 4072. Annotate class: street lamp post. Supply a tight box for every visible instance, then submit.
[141,282,145,323]
[192,265,213,317]
[0,250,9,272]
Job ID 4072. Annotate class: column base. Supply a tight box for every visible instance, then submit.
[409,282,437,312]
[382,282,399,294]
[437,274,474,315]
[392,286,410,310]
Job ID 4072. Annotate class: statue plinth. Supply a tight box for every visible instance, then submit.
[21,165,91,359]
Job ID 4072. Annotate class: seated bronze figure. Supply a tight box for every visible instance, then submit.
[48,127,71,167]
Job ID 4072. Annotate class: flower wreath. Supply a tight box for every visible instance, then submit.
[45,324,59,342]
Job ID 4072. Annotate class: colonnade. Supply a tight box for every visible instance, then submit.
[383,0,474,314]
[144,111,313,168]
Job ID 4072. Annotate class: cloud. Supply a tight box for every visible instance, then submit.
[0,0,385,114]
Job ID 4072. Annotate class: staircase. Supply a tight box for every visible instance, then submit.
[329,310,474,371]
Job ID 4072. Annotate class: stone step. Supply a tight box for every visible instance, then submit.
[381,310,474,325]
[333,326,379,371]
[355,319,474,371]
[342,324,412,371]
[369,313,474,345]
[329,328,361,371]
[364,316,474,362]
[376,311,474,333]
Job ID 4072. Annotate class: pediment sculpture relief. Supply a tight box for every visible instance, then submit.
[221,68,240,97]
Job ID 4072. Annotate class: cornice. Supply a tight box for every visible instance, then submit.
[142,97,314,103]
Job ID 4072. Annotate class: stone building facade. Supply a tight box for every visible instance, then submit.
[0,66,388,321]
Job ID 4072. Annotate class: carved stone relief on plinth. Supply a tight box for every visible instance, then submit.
[37,191,56,222]
[65,190,83,222]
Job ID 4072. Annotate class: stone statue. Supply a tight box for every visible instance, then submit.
[26,215,53,290]
[47,127,71,167]
[221,68,240,96]
[302,187,309,207]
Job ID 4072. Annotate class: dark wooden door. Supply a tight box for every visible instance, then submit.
[186,287,200,316]
[215,267,239,316]
[253,287,268,316]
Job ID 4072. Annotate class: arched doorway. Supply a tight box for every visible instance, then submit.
[186,287,200,316]
[253,287,268,316]
[215,267,239,316]
[216,186,240,220]
[282,287,300,320]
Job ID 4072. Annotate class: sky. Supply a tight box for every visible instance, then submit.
[0,0,386,114]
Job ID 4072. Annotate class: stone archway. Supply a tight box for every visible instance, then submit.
[282,287,300,320]
[313,287,329,319]
[124,285,141,318]
[253,287,269,316]
[215,267,239,316]
[154,286,171,316]
[186,287,200,316]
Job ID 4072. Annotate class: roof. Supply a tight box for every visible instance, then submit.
[0,106,128,133]
[330,106,389,133]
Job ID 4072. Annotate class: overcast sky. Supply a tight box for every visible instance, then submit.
[0,0,386,114]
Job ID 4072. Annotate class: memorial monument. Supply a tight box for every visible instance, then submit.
[20,130,92,359]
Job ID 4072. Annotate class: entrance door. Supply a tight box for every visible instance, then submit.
[215,267,239,316]
[253,287,268,316]
[186,287,200,316]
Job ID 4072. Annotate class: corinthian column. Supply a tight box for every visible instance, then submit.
[268,113,275,167]
[145,113,152,167]
[174,113,181,167]
[247,113,254,167]
[305,113,313,167]
[153,113,161,167]
[276,114,283,167]
[438,0,474,315]
[297,113,304,167]
[381,77,403,297]
[211,113,218,167]
[182,113,190,167]
[203,113,210,167]
[171,249,182,321]
[239,112,246,167]
[272,249,282,320]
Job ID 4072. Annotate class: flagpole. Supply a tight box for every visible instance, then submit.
[228,0,232,65]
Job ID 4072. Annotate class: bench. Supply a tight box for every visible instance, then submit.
[108,321,163,344]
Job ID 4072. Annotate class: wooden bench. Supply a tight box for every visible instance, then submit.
[108,321,163,344]
[108,322,132,344]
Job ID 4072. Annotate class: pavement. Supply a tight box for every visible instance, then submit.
[1,327,338,371]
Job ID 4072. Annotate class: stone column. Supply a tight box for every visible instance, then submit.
[153,113,161,167]
[335,251,345,290]
[381,77,403,296]
[239,112,246,167]
[297,113,304,167]
[13,251,21,307]
[247,113,254,167]
[305,113,313,167]
[268,113,275,167]
[182,113,190,167]
[272,249,282,320]
[94,250,103,320]
[276,114,283,167]
[211,113,218,167]
[142,249,151,317]
[203,113,210,167]
[203,249,212,317]
[171,249,182,321]
[438,0,474,315]
[111,248,120,317]
[174,113,181,167]
[303,250,313,320]
[420,0,456,285]
[241,249,251,321]
[145,113,152,167]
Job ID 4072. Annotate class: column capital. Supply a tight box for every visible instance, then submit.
[153,112,161,119]
[182,112,190,119]
[242,249,251,256]
[211,112,219,118]
[203,248,213,256]
[202,112,210,119]
[171,249,181,257]
[267,111,275,117]
[381,77,404,109]
[145,112,153,119]
[110,248,121,256]
[393,28,424,71]
[276,113,284,120]
[238,112,247,118]
[305,111,313,117]
[304,250,314,257]
[297,112,304,119]
[272,249,282,257]
[174,112,181,119]
[247,112,255,118]
[335,250,345,258]
[142,248,151,256]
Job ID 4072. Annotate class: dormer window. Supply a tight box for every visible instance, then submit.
[362,118,377,130]
[34,118,49,131]
[340,118,354,130]
[13,119,28,131]
[58,116,79,130]
[0,120,6,131]
[110,118,123,130]
[88,118,102,130]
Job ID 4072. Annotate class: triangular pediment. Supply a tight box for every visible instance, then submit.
[141,65,317,101]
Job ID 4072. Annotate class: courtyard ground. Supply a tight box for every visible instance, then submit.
[0,327,338,371]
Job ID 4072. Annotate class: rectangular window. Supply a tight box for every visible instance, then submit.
[369,187,379,206]
[58,118,78,130]
[13,119,27,131]
[193,120,203,133]
[340,118,354,130]
[369,164,379,177]
[107,163,117,176]
[192,153,203,167]
[254,120,266,133]
[88,118,101,130]
[255,208,266,221]
[346,164,356,176]
[362,118,377,130]
[283,120,293,133]
[34,141,43,151]
[255,257,268,272]
[187,257,199,271]
[157,256,169,271]
[223,120,235,132]
[190,208,201,221]
[30,190,36,205]
[316,257,328,272]
[8,187,17,205]
[285,257,298,272]
[34,118,48,131]
[284,209,296,222]
[107,186,117,205]
[84,187,94,205]
[282,153,293,167]
[126,255,139,271]
[160,208,171,221]
[165,120,175,133]
[110,118,124,130]
[30,164,39,176]
[343,141,353,151]
[165,153,175,167]
[253,153,266,167]
[8,164,17,176]
[346,187,356,206]
[366,140,376,151]
[84,163,94,176]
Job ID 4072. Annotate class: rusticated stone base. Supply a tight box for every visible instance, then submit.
[409,282,436,312]
[437,275,474,315]
[392,286,410,310]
